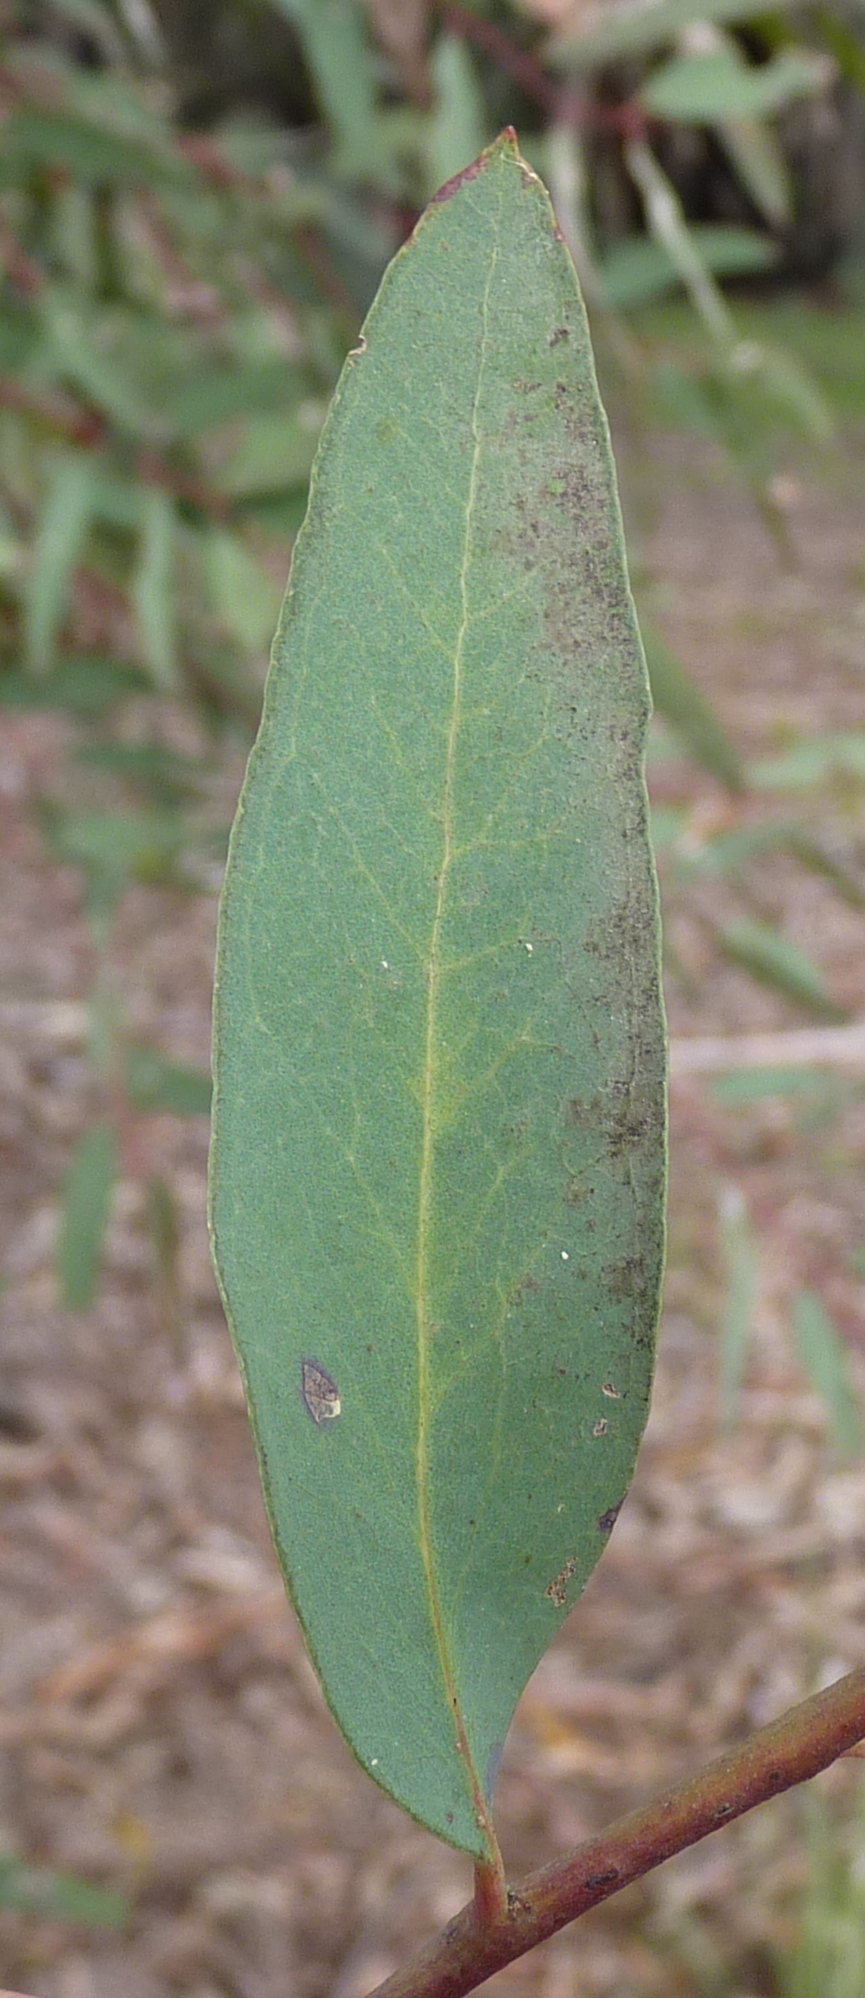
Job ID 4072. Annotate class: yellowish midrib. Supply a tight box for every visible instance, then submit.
[415,238,499,1852]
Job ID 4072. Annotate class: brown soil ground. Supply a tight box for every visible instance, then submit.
[1,431,864,1998]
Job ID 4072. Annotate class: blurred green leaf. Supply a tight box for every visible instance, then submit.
[0,655,148,715]
[0,1850,127,1926]
[651,358,728,438]
[201,526,284,649]
[712,1065,843,1104]
[640,618,745,788]
[792,1291,865,1457]
[168,359,306,438]
[625,141,737,347]
[273,0,386,182]
[729,341,834,442]
[0,52,197,187]
[25,454,102,675]
[599,226,776,308]
[125,1044,212,1115]
[57,1123,117,1309]
[39,802,187,897]
[717,917,847,1018]
[429,33,486,194]
[813,5,865,96]
[674,818,799,876]
[75,742,210,803]
[748,734,865,789]
[551,0,801,69]
[715,109,793,228]
[786,830,865,910]
[41,288,166,441]
[641,48,829,122]
[147,1173,183,1352]
[214,410,323,497]
[718,1183,759,1424]
[132,486,178,690]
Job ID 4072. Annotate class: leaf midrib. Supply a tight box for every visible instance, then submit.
[414,210,500,1857]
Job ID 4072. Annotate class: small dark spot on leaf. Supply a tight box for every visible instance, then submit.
[549,326,570,346]
[597,1498,625,1535]
[592,1418,608,1437]
[301,1359,341,1425]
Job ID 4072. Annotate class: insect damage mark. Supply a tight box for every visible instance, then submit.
[545,1555,577,1607]
[301,1359,341,1425]
[597,1497,625,1536]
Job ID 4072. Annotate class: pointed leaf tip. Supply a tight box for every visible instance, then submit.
[431,127,529,206]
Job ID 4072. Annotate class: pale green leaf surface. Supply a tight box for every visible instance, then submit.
[210,136,666,1859]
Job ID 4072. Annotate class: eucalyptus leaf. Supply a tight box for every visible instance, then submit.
[210,135,666,1860]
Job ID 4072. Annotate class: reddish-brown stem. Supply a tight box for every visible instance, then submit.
[472,1856,508,1927]
[367,1667,865,1998]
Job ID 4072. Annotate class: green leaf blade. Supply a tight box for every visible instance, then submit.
[209,136,666,1858]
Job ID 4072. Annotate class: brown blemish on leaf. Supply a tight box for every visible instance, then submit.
[549,326,570,346]
[431,155,487,205]
[431,127,520,207]
[597,1498,625,1535]
[592,1418,608,1437]
[545,1556,577,1607]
